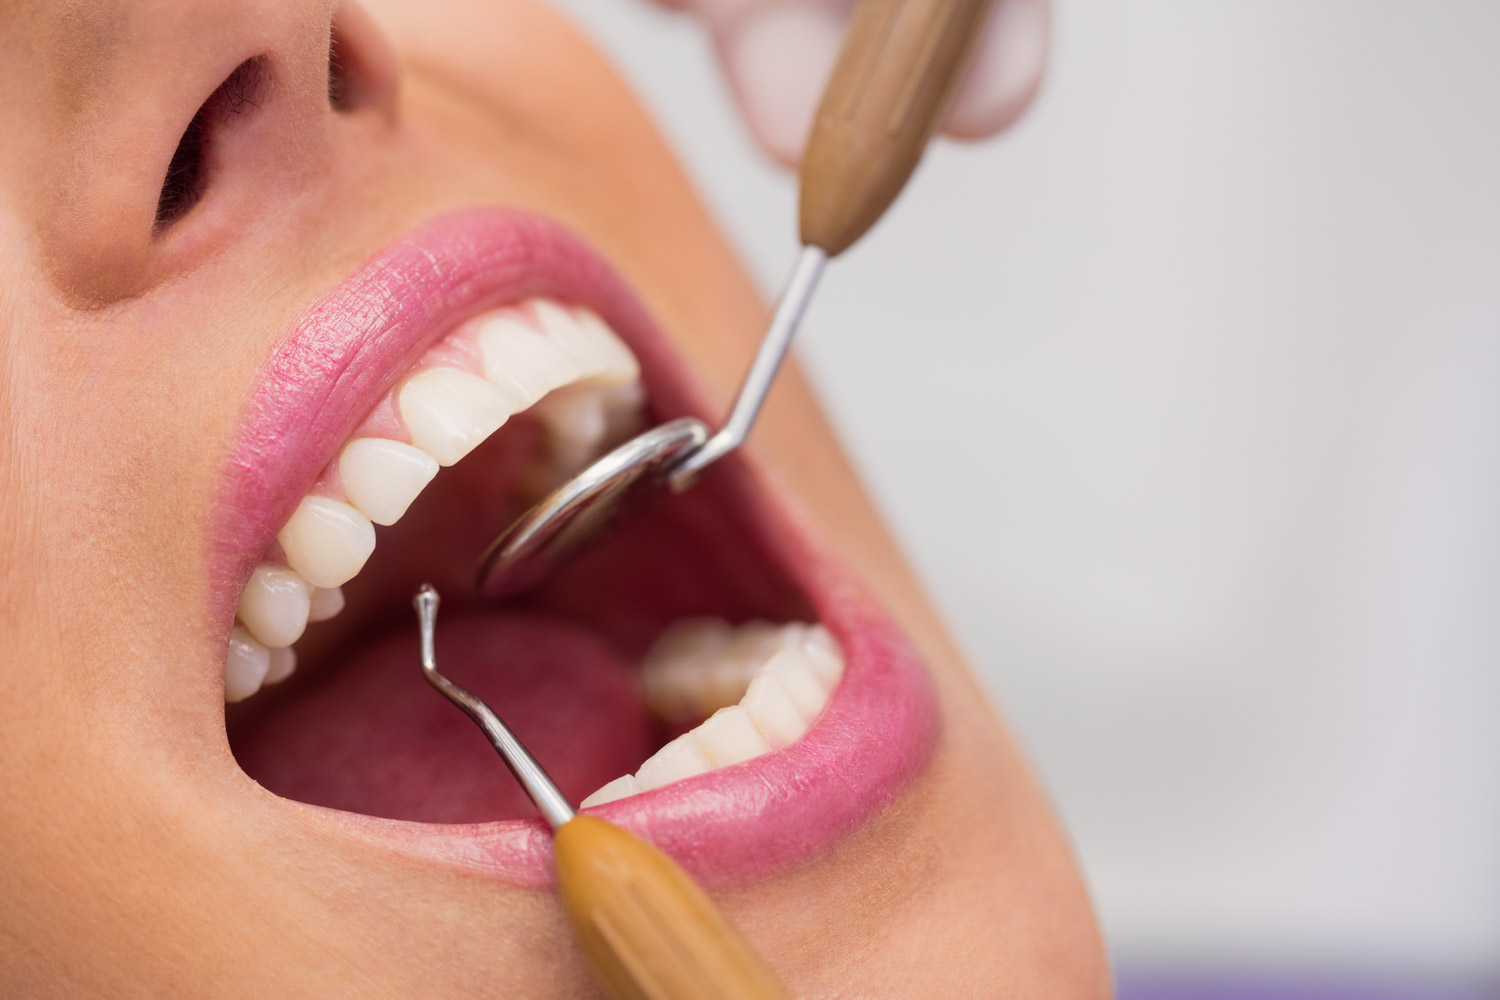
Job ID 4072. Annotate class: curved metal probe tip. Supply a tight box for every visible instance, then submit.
[412,584,576,830]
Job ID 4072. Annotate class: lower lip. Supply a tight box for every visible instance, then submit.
[295,462,939,887]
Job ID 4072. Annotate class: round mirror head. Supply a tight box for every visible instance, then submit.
[476,417,710,600]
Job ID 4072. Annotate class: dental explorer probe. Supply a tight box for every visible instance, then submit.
[414,585,791,1000]
[478,0,1001,600]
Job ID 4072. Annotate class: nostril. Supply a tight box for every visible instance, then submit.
[327,2,399,115]
[155,111,207,227]
[327,23,352,112]
[154,57,270,231]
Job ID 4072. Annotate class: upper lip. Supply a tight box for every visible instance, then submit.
[211,208,671,620]
[213,207,938,885]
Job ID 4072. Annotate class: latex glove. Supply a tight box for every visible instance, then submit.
[646,0,1050,165]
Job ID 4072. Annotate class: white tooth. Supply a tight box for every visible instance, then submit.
[641,619,738,721]
[597,381,646,440]
[702,657,761,713]
[634,732,713,791]
[399,367,521,466]
[338,437,439,526]
[715,620,791,670]
[580,774,643,809]
[278,496,376,589]
[307,586,345,622]
[645,618,736,670]
[573,308,640,383]
[534,384,609,470]
[236,564,311,648]
[691,705,771,768]
[640,658,698,723]
[762,650,829,721]
[263,645,297,685]
[534,299,607,378]
[800,626,844,692]
[477,313,585,406]
[738,671,808,749]
[225,627,271,703]
[805,623,836,654]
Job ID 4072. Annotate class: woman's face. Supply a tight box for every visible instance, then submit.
[0,1,1106,994]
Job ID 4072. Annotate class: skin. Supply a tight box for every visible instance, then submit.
[0,0,1109,996]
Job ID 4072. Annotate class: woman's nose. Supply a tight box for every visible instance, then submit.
[36,1,398,304]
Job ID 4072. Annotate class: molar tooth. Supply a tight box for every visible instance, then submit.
[477,314,584,406]
[692,705,771,768]
[580,774,643,809]
[338,437,439,526]
[645,618,736,670]
[399,367,520,466]
[738,672,808,749]
[278,496,376,589]
[263,645,297,686]
[634,732,713,791]
[762,650,829,721]
[236,564,311,648]
[307,586,345,623]
[641,619,739,722]
[225,627,271,703]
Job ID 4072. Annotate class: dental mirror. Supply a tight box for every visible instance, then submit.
[477,0,998,601]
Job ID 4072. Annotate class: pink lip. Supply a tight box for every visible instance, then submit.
[211,209,664,618]
[215,207,938,885]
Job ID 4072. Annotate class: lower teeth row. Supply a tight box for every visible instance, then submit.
[580,618,844,808]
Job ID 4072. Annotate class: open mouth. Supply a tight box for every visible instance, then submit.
[213,208,937,886]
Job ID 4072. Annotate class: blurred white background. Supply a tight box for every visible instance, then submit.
[554,0,1500,982]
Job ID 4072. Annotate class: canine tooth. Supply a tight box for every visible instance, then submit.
[634,732,713,791]
[399,367,521,466]
[225,627,271,703]
[477,314,584,406]
[580,774,643,809]
[236,564,311,648]
[307,586,345,622]
[263,645,297,685]
[339,437,439,526]
[692,705,771,768]
[278,497,376,589]
[763,650,829,720]
[738,671,808,749]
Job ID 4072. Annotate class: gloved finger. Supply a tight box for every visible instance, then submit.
[941,0,1049,139]
[645,0,1050,166]
[713,1,845,167]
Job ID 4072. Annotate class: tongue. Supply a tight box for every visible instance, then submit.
[230,610,659,823]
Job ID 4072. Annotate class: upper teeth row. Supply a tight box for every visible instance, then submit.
[224,300,643,702]
[579,619,845,809]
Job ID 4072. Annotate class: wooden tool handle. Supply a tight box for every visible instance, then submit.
[554,816,791,1000]
[799,0,999,256]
